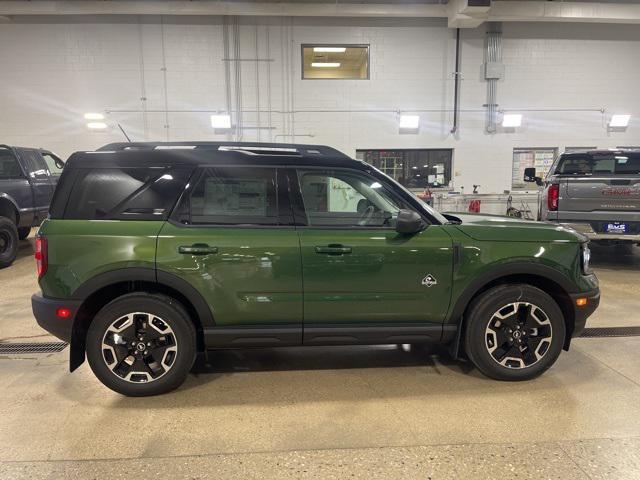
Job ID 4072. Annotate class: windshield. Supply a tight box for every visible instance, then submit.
[368,164,448,224]
[555,152,640,175]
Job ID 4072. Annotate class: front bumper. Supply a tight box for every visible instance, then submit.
[569,288,600,338]
[560,222,640,242]
[31,292,81,343]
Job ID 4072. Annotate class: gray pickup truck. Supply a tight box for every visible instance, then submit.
[0,145,64,267]
[525,149,640,246]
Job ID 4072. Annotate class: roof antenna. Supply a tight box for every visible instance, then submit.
[117,123,132,142]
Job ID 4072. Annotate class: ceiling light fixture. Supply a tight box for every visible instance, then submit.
[311,62,341,68]
[313,47,346,53]
[211,114,232,129]
[502,114,522,128]
[84,112,104,120]
[399,115,420,130]
[609,114,631,128]
[86,122,107,130]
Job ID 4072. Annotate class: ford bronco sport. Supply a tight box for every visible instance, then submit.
[32,142,600,396]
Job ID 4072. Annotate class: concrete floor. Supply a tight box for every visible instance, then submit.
[1,234,640,479]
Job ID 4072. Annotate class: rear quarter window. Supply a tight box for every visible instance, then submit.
[62,167,192,220]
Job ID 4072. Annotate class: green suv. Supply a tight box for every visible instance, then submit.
[32,142,600,396]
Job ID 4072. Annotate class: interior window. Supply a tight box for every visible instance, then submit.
[182,167,278,225]
[297,169,411,228]
[41,152,64,175]
[0,149,23,179]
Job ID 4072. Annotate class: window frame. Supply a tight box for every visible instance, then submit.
[169,165,295,228]
[301,44,370,81]
[289,166,426,230]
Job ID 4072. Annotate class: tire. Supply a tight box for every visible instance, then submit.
[0,216,19,269]
[86,293,197,396]
[17,227,31,240]
[464,284,566,381]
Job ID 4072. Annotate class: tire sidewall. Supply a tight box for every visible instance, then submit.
[465,285,566,381]
[0,217,18,268]
[86,294,196,396]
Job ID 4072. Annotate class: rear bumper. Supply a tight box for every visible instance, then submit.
[569,288,600,338]
[31,292,81,343]
[559,222,640,242]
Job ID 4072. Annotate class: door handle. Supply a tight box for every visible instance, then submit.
[315,244,352,255]
[178,244,218,255]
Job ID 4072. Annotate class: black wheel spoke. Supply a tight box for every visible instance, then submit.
[101,311,177,384]
[486,302,553,369]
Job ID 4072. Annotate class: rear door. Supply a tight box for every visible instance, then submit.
[556,152,640,233]
[156,166,303,345]
[16,148,55,223]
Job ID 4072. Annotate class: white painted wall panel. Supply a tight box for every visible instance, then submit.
[0,16,639,193]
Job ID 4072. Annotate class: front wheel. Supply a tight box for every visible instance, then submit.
[464,284,566,381]
[86,293,197,396]
[0,216,19,268]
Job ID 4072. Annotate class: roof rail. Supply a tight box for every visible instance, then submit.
[96,141,349,158]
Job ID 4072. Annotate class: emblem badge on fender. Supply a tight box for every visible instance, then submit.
[422,274,437,287]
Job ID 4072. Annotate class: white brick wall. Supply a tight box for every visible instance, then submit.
[0,16,639,193]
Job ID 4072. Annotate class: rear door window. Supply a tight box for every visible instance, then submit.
[63,167,191,220]
[175,167,280,225]
[0,148,23,179]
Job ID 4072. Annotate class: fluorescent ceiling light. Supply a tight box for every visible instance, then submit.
[502,114,522,128]
[313,47,346,53]
[87,122,107,130]
[609,114,631,128]
[311,62,341,68]
[399,115,420,130]
[211,114,231,129]
[84,112,104,120]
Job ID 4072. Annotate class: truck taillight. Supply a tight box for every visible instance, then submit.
[35,236,47,278]
[547,184,559,211]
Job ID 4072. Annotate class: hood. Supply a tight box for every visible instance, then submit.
[444,213,586,243]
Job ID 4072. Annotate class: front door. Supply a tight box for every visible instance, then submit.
[293,168,453,343]
[156,166,303,346]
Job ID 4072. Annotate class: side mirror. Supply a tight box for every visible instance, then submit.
[395,209,424,234]
[523,167,543,186]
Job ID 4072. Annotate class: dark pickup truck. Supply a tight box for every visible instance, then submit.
[0,145,64,267]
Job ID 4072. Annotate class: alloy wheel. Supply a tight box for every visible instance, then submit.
[101,312,178,383]
[484,302,553,369]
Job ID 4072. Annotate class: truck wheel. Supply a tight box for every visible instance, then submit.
[86,293,197,396]
[17,227,31,240]
[0,217,19,268]
[464,284,565,381]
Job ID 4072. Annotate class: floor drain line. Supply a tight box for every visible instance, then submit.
[580,327,640,338]
[0,342,68,354]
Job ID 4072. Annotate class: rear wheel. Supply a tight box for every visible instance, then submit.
[86,293,197,396]
[464,284,565,381]
[0,216,18,268]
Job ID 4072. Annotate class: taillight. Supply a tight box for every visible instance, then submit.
[35,236,47,278]
[547,184,559,211]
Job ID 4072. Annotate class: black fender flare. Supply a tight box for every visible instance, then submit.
[71,267,215,327]
[69,267,215,371]
[0,194,20,223]
[446,261,576,357]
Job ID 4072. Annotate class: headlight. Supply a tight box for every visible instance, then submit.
[581,243,592,274]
